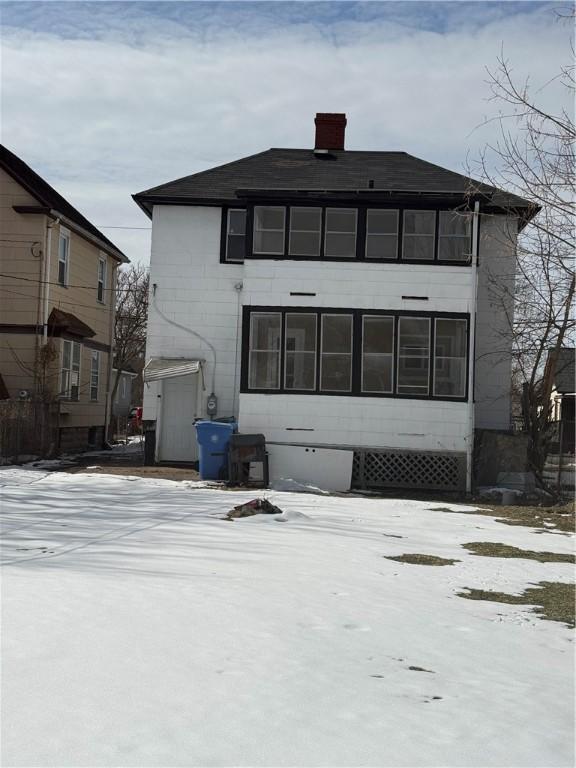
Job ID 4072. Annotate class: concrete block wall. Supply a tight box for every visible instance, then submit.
[475,215,517,431]
[144,205,242,422]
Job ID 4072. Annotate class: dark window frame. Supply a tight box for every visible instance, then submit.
[219,207,248,264]
[241,306,470,402]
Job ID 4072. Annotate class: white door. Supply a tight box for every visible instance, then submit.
[158,375,199,462]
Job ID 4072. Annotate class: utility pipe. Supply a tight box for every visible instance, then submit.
[466,201,480,494]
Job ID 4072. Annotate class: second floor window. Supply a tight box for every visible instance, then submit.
[58,229,70,286]
[97,257,107,303]
[61,340,81,400]
[253,206,285,255]
[238,205,472,264]
[226,209,247,262]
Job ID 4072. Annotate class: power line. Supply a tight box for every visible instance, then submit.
[0,272,144,293]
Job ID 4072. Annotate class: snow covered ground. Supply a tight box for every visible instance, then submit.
[1,468,574,768]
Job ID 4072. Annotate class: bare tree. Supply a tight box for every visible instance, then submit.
[111,263,149,413]
[472,38,575,490]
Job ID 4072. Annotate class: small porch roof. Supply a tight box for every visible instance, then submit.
[143,358,203,382]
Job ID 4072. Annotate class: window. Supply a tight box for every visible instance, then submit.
[58,229,70,286]
[362,316,394,393]
[366,210,398,260]
[97,257,107,303]
[321,314,353,391]
[402,211,435,261]
[243,308,468,400]
[253,207,285,255]
[434,319,467,397]
[90,350,100,401]
[226,209,247,262]
[289,208,322,257]
[61,340,81,400]
[324,209,357,258]
[397,318,431,394]
[285,313,317,390]
[438,211,472,262]
[248,313,281,389]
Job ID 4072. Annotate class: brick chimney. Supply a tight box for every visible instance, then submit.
[314,113,347,151]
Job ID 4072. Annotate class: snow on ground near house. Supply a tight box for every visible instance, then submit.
[1,469,574,768]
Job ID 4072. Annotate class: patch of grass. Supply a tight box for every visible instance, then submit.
[463,541,575,564]
[430,503,575,534]
[385,553,460,566]
[458,581,575,628]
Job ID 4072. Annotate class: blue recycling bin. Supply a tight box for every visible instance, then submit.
[195,420,237,480]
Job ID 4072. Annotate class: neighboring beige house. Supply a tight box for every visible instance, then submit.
[0,145,128,453]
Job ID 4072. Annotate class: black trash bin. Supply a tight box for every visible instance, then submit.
[228,433,269,488]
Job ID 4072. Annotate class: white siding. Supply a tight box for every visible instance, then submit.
[144,205,242,422]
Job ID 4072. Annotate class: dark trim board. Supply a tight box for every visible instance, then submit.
[0,324,111,353]
[0,324,39,335]
[241,305,471,403]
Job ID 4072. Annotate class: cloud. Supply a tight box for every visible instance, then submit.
[1,1,571,264]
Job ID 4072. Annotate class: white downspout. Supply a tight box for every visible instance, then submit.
[466,201,480,494]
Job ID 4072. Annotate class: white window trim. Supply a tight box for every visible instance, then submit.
[288,207,322,257]
[58,227,71,286]
[320,313,354,392]
[324,208,358,259]
[401,210,436,261]
[248,312,282,390]
[226,209,247,263]
[284,313,317,391]
[361,315,395,394]
[365,209,399,260]
[396,317,431,395]
[252,206,286,256]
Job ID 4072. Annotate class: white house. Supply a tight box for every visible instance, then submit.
[133,113,534,492]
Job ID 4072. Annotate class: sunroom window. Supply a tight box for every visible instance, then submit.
[321,314,353,391]
[289,207,322,257]
[226,209,247,262]
[285,313,317,390]
[253,207,285,255]
[397,317,430,394]
[434,319,467,396]
[324,208,357,258]
[362,316,394,393]
[438,211,472,262]
[248,313,281,389]
[402,211,435,261]
[365,210,398,260]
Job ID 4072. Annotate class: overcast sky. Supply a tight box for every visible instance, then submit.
[2,1,572,265]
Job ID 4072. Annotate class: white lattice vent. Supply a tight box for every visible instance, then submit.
[352,449,466,491]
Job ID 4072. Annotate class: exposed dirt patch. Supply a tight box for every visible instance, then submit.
[65,464,202,482]
[430,503,575,534]
[226,498,283,520]
[463,541,575,564]
[385,554,460,566]
[408,666,435,673]
[458,581,575,628]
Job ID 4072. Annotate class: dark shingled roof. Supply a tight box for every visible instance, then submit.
[553,348,575,394]
[133,148,535,217]
[1,144,128,263]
